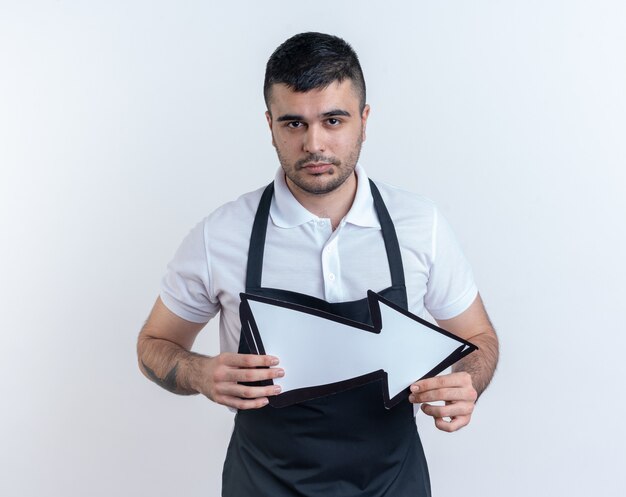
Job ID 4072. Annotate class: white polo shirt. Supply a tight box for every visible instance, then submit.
[160,165,478,353]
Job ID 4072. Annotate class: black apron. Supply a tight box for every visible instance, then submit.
[222,180,431,497]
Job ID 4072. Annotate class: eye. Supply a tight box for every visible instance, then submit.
[326,118,341,126]
[286,121,304,129]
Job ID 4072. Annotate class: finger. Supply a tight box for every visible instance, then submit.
[218,366,285,383]
[218,382,282,399]
[421,401,474,419]
[410,387,476,404]
[411,372,473,392]
[220,353,280,368]
[434,415,471,433]
[217,394,270,410]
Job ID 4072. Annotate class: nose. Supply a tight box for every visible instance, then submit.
[303,125,325,153]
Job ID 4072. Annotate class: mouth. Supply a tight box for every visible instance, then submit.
[301,162,333,174]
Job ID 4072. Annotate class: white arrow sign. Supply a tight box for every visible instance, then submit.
[239,290,477,409]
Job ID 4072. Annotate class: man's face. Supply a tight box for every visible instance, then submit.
[266,80,370,197]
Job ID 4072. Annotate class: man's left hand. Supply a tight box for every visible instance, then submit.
[408,372,477,432]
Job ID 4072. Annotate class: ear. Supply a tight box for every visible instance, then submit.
[360,104,371,142]
[265,110,276,147]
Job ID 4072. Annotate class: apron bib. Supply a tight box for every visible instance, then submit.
[222,180,431,497]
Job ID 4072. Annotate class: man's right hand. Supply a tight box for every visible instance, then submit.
[194,353,284,410]
[138,298,284,409]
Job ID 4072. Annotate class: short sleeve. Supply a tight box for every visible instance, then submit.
[159,221,220,323]
[424,209,478,320]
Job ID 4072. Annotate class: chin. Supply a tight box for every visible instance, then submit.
[298,177,348,195]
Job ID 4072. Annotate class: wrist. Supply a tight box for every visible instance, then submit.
[185,353,213,395]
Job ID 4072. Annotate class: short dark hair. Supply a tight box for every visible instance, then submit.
[264,32,366,112]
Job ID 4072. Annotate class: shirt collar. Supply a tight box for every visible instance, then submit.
[269,164,381,230]
[344,164,381,229]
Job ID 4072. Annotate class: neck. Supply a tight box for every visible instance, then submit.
[286,173,358,229]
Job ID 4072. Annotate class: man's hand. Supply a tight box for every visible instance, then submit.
[195,352,284,410]
[408,372,477,432]
[408,294,499,433]
[138,298,285,410]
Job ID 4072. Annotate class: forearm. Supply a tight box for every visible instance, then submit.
[137,335,208,395]
[452,329,499,398]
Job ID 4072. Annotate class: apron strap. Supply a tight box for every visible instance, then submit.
[245,182,274,291]
[246,179,406,291]
[368,179,406,288]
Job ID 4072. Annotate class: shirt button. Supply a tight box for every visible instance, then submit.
[328,273,335,281]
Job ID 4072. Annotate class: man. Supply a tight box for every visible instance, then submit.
[138,32,499,496]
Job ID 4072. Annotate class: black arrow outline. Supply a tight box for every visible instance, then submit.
[239,290,478,409]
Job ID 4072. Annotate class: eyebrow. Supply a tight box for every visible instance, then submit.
[276,114,304,122]
[322,109,351,118]
[276,109,352,122]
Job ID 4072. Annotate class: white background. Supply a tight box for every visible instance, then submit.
[1,1,625,496]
